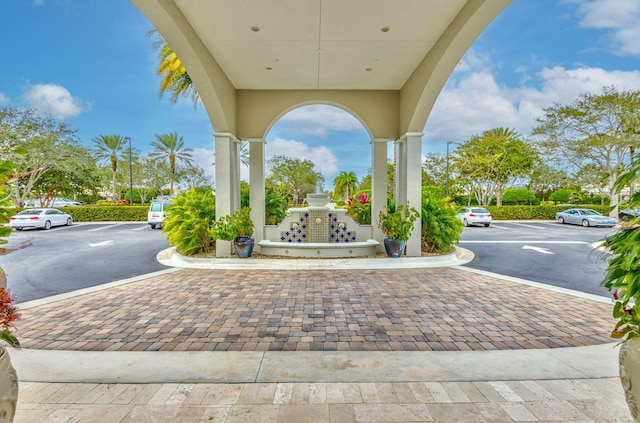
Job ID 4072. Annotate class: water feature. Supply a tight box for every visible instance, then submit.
[259,192,379,257]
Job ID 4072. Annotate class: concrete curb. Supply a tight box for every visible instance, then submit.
[156,245,475,270]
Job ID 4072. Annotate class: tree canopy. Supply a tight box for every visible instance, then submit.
[452,127,537,206]
[533,86,640,214]
[266,155,323,206]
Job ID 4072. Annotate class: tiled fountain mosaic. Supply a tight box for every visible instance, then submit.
[280,210,357,243]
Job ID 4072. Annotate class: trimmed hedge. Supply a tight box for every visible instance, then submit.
[484,205,610,220]
[12,206,148,222]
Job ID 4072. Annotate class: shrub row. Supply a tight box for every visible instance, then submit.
[484,205,610,220]
[12,206,149,222]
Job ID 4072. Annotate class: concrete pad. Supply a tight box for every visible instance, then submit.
[8,349,263,383]
[256,346,620,383]
[8,345,618,384]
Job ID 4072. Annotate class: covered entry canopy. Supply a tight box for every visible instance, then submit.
[131,0,511,256]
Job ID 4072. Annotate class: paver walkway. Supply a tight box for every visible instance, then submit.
[16,378,633,422]
[16,267,614,352]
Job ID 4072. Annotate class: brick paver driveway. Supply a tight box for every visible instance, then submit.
[15,267,615,352]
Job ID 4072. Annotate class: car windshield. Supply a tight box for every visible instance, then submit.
[150,203,163,211]
[471,208,489,213]
[18,210,42,215]
[580,210,601,216]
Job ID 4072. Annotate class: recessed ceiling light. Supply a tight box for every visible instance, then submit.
[365,68,373,72]
[251,26,260,32]
[381,26,390,33]
[266,67,272,71]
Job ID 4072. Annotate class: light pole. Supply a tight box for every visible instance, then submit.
[445,141,453,196]
[125,137,133,206]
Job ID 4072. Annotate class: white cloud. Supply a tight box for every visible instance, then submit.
[22,83,88,120]
[278,105,364,138]
[266,138,339,178]
[575,0,640,55]
[0,93,9,105]
[425,64,640,145]
[189,147,216,181]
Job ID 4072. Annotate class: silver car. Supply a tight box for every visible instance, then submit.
[9,208,73,230]
[456,207,492,227]
[555,208,617,227]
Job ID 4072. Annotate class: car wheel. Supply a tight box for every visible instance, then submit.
[582,219,590,227]
[150,224,156,229]
[484,223,490,227]
[557,216,564,224]
[463,218,469,227]
[66,217,73,226]
[43,220,51,230]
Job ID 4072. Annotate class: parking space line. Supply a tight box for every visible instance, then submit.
[509,222,547,230]
[459,240,588,244]
[87,224,118,232]
[133,225,150,231]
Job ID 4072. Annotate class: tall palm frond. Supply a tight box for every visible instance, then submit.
[92,135,127,201]
[149,132,194,194]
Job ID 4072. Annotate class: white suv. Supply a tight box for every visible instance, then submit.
[147,200,173,229]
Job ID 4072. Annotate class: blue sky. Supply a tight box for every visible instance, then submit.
[2,0,640,186]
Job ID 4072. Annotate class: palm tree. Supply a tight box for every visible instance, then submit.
[149,30,200,108]
[333,171,358,202]
[149,132,194,194]
[92,135,127,201]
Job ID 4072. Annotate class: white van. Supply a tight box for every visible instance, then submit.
[147,200,173,229]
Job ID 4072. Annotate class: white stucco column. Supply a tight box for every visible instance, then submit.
[401,132,423,256]
[395,139,408,205]
[214,132,237,257]
[371,138,389,252]
[231,139,240,211]
[248,138,265,252]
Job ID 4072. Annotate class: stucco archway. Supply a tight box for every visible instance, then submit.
[131,0,512,256]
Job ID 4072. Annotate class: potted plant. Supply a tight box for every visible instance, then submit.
[601,157,640,422]
[377,202,419,257]
[212,207,255,258]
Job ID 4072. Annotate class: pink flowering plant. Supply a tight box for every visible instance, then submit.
[0,288,19,347]
[346,192,371,224]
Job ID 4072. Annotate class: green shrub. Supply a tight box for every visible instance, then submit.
[484,205,610,220]
[162,189,216,255]
[421,194,463,253]
[422,186,446,199]
[502,188,538,205]
[549,189,572,204]
[60,206,148,221]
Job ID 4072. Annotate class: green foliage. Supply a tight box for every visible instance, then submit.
[333,171,358,202]
[346,192,371,224]
[266,155,323,206]
[265,189,286,225]
[212,207,254,241]
[378,203,419,241]
[422,186,445,199]
[502,188,538,205]
[484,205,609,220]
[602,225,640,340]
[548,188,572,203]
[162,188,216,256]
[421,194,463,253]
[58,206,148,221]
[453,127,538,206]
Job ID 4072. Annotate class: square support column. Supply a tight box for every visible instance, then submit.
[395,140,408,205]
[400,132,423,257]
[248,138,266,252]
[371,138,389,252]
[214,132,237,257]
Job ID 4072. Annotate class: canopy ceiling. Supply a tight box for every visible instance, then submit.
[158,0,469,90]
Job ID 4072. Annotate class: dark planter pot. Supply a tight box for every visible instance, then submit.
[383,238,406,258]
[234,237,255,258]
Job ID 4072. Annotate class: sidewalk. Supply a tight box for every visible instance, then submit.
[10,250,633,422]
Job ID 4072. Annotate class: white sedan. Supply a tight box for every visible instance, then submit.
[9,208,73,231]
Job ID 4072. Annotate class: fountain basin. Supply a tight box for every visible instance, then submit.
[258,239,379,258]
